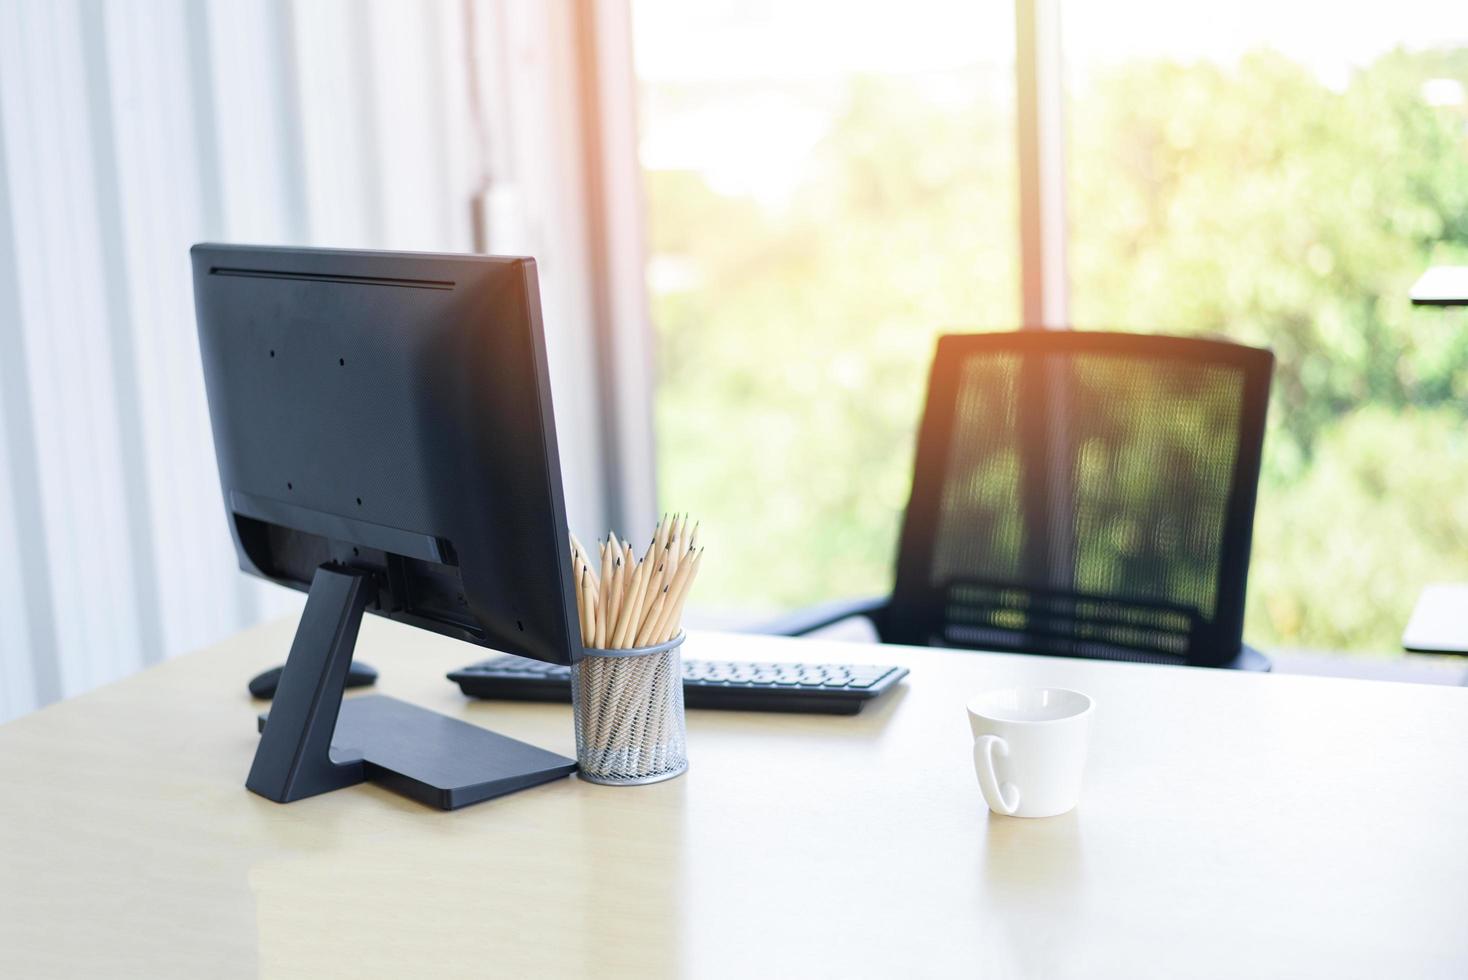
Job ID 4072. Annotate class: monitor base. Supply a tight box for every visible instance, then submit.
[257,696,577,809]
[245,563,575,810]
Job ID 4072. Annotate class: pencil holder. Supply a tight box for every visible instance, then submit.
[571,632,688,785]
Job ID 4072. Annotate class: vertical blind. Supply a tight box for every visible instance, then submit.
[0,0,616,721]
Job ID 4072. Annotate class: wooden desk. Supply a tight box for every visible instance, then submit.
[3,618,1467,979]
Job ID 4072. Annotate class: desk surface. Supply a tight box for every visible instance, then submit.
[3,618,1467,979]
[1403,583,1468,655]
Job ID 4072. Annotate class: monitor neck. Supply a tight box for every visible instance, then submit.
[246,564,374,803]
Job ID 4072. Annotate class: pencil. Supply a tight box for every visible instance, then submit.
[576,567,589,645]
[657,548,702,644]
[596,538,613,648]
[578,566,590,642]
[664,530,681,582]
[636,585,669,647]
[606,553,624,648]
[575,542,598,595]
[634,561,666,641]
[613,556,650,649]
[649,548,696,643]
[618,542,635,644]
[668,514,685,568]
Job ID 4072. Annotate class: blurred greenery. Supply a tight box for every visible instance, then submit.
[1247,406,1468,649]
[643,49,1468,653]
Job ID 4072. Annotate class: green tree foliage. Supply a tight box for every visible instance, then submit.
[1069,50,1468,650]
[1246,407,1468,650]
[1069,51,1468,468]
[645,50,1468,652]
[650,77,1015,612]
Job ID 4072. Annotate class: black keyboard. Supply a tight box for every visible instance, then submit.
[448,656,908,715]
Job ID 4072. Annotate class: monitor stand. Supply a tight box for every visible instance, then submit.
[246,563,577,809]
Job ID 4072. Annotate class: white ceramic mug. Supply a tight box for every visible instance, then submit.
[967,688,1094,818]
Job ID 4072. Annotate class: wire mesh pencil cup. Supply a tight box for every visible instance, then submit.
[571,632,688,785]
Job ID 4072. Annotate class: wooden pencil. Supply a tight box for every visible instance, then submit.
[649,548,697,643]
[654,548,698,645]
[576,567,589,645]
[657,548,702,644]
[612,556,651,649]
[606,553,624,648]
[634,561,666,641]
[668,514,686,570]
[635,585,670,647]
[574,544,598,596]
[575,566,593,642]
[617,542,635,645]
[596,539,613,647]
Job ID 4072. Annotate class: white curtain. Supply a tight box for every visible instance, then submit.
[0,0,617,721]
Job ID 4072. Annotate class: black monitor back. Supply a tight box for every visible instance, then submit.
[191,244,581,665]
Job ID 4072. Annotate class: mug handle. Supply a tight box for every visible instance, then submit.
[973,734,1020,816]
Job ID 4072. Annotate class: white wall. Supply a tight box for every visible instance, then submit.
[0,0,615,721]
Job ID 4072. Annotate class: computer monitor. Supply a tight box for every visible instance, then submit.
[192,244,582,809]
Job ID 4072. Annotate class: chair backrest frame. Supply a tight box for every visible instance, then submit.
[886,330,1273,667]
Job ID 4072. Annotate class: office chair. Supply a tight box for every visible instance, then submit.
[761,331,1274,670]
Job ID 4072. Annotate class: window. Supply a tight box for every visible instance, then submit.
[629,0,1468,656]
[631,0,1018,618]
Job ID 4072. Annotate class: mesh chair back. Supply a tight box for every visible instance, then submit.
[887,332,1272,667]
